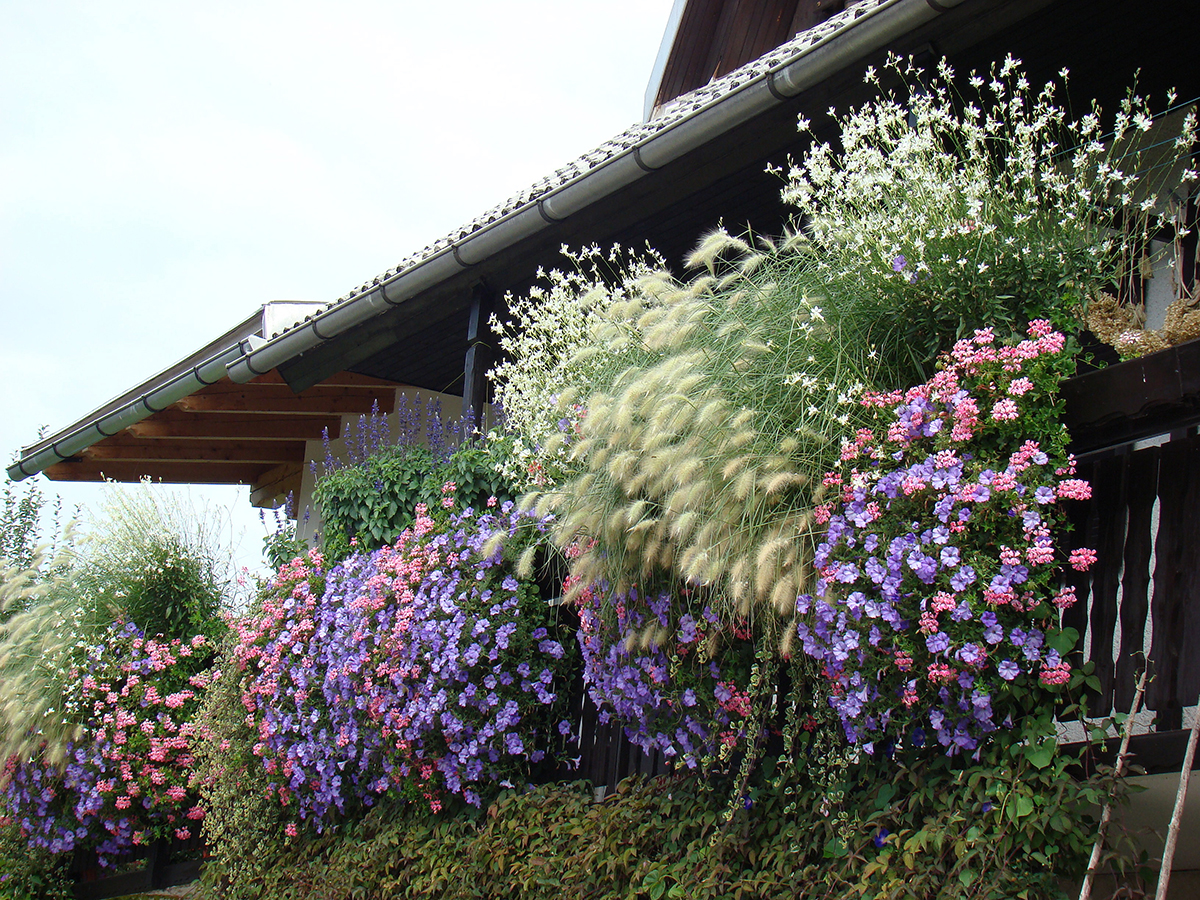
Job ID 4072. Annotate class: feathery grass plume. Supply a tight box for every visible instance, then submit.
[523,229,877,639]
[0,531,88,767]
[487,244,667,490]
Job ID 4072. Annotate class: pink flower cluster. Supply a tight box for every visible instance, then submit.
[801,323,1095,755]
[1,624,211,864]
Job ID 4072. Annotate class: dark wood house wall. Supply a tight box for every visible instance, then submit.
[650,0,847,114]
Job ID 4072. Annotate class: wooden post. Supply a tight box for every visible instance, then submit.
[1079,669,1147,900]
[462,282,494,435]
[1154,696,1200,900]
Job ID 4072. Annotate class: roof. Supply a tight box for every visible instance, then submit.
[12,0,980,485]
[5,303,396,501]
[328,0,890,313]
[226,0,947,387]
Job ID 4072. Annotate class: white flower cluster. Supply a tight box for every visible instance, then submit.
[487,244,665,489]
[782,54,1197,369]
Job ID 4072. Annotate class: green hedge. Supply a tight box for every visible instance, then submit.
[192,739,1134,900]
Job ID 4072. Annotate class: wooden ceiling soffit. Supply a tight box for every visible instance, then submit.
[175,386,390,415]
[125,413,342,440]
[80,439,304,464]
[250,462,305,510]
[42,460,272,485]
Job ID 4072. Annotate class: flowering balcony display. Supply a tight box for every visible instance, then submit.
[797,324,1093,754]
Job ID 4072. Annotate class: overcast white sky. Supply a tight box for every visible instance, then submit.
[1,0,675,576]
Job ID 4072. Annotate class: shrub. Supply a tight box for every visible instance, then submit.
[797,323,1091,755]
[516,232,877,631]
[487,244,666,490]
[72,482,234,641]
[0,825,71,900]
[190,746,1132,900]
[313,402,512,564]
[782,54,1197,381]
[0,480,68,577]
[0,624,212,865]
[192,629,297,897]
[574,577,759,770]
[226,489,576,829]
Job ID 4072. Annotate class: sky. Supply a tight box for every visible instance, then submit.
[0,0,676,577]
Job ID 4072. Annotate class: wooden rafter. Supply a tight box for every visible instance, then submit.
[40,371,398,487]
[43,460,272,484]
[80,439,304,464]
[175,388,388,415]
[125,412,342,440]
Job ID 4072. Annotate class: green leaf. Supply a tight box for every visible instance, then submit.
[1046,627,1078,654]
[1025,744,1055,769]
[824,838,848,859]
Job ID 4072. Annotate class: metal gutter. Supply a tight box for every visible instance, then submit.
[7,344,248,482]
[226,0,968,386]
[5,306,275,482]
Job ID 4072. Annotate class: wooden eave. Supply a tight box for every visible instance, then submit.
[41,370,400,507]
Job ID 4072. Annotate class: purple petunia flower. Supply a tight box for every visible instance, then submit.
[926,632,951,654]
[950,565,976,591]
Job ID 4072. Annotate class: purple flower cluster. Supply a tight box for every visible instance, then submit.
[1,624,208,865]
[574,579,755,769]
[797,323,1092,755]
[234,497,575,826]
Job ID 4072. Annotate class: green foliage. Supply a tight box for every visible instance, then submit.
[313,443,512,564]
[520,230,876,628]
[192,628,298,898]
[72,483,232,642]
[189,733,1134,900]
[0,826,71,900]
[2,482,231,767]
[782,55,1197,384]
[487,244,668,490]
[315,445,434,562]
[0,480,64,576]
[261,504,307,572]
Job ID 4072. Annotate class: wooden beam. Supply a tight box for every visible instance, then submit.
[43,460,271,485]
[243,370,403,389]
[81,439,304,464]
[125,413,342,441]
[250,462,304,509]
[175,389,387,415]
[190,383,395,401]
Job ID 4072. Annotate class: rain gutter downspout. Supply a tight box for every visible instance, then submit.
[226,0,968,385]
[6,342,252,482]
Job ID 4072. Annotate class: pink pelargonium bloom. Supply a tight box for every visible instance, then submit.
[1069,547,1098,571]
[991,399,1020,421]
[1056,479,1092,501]
[1039,662,1072,686]
[1052,586,1078,610]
